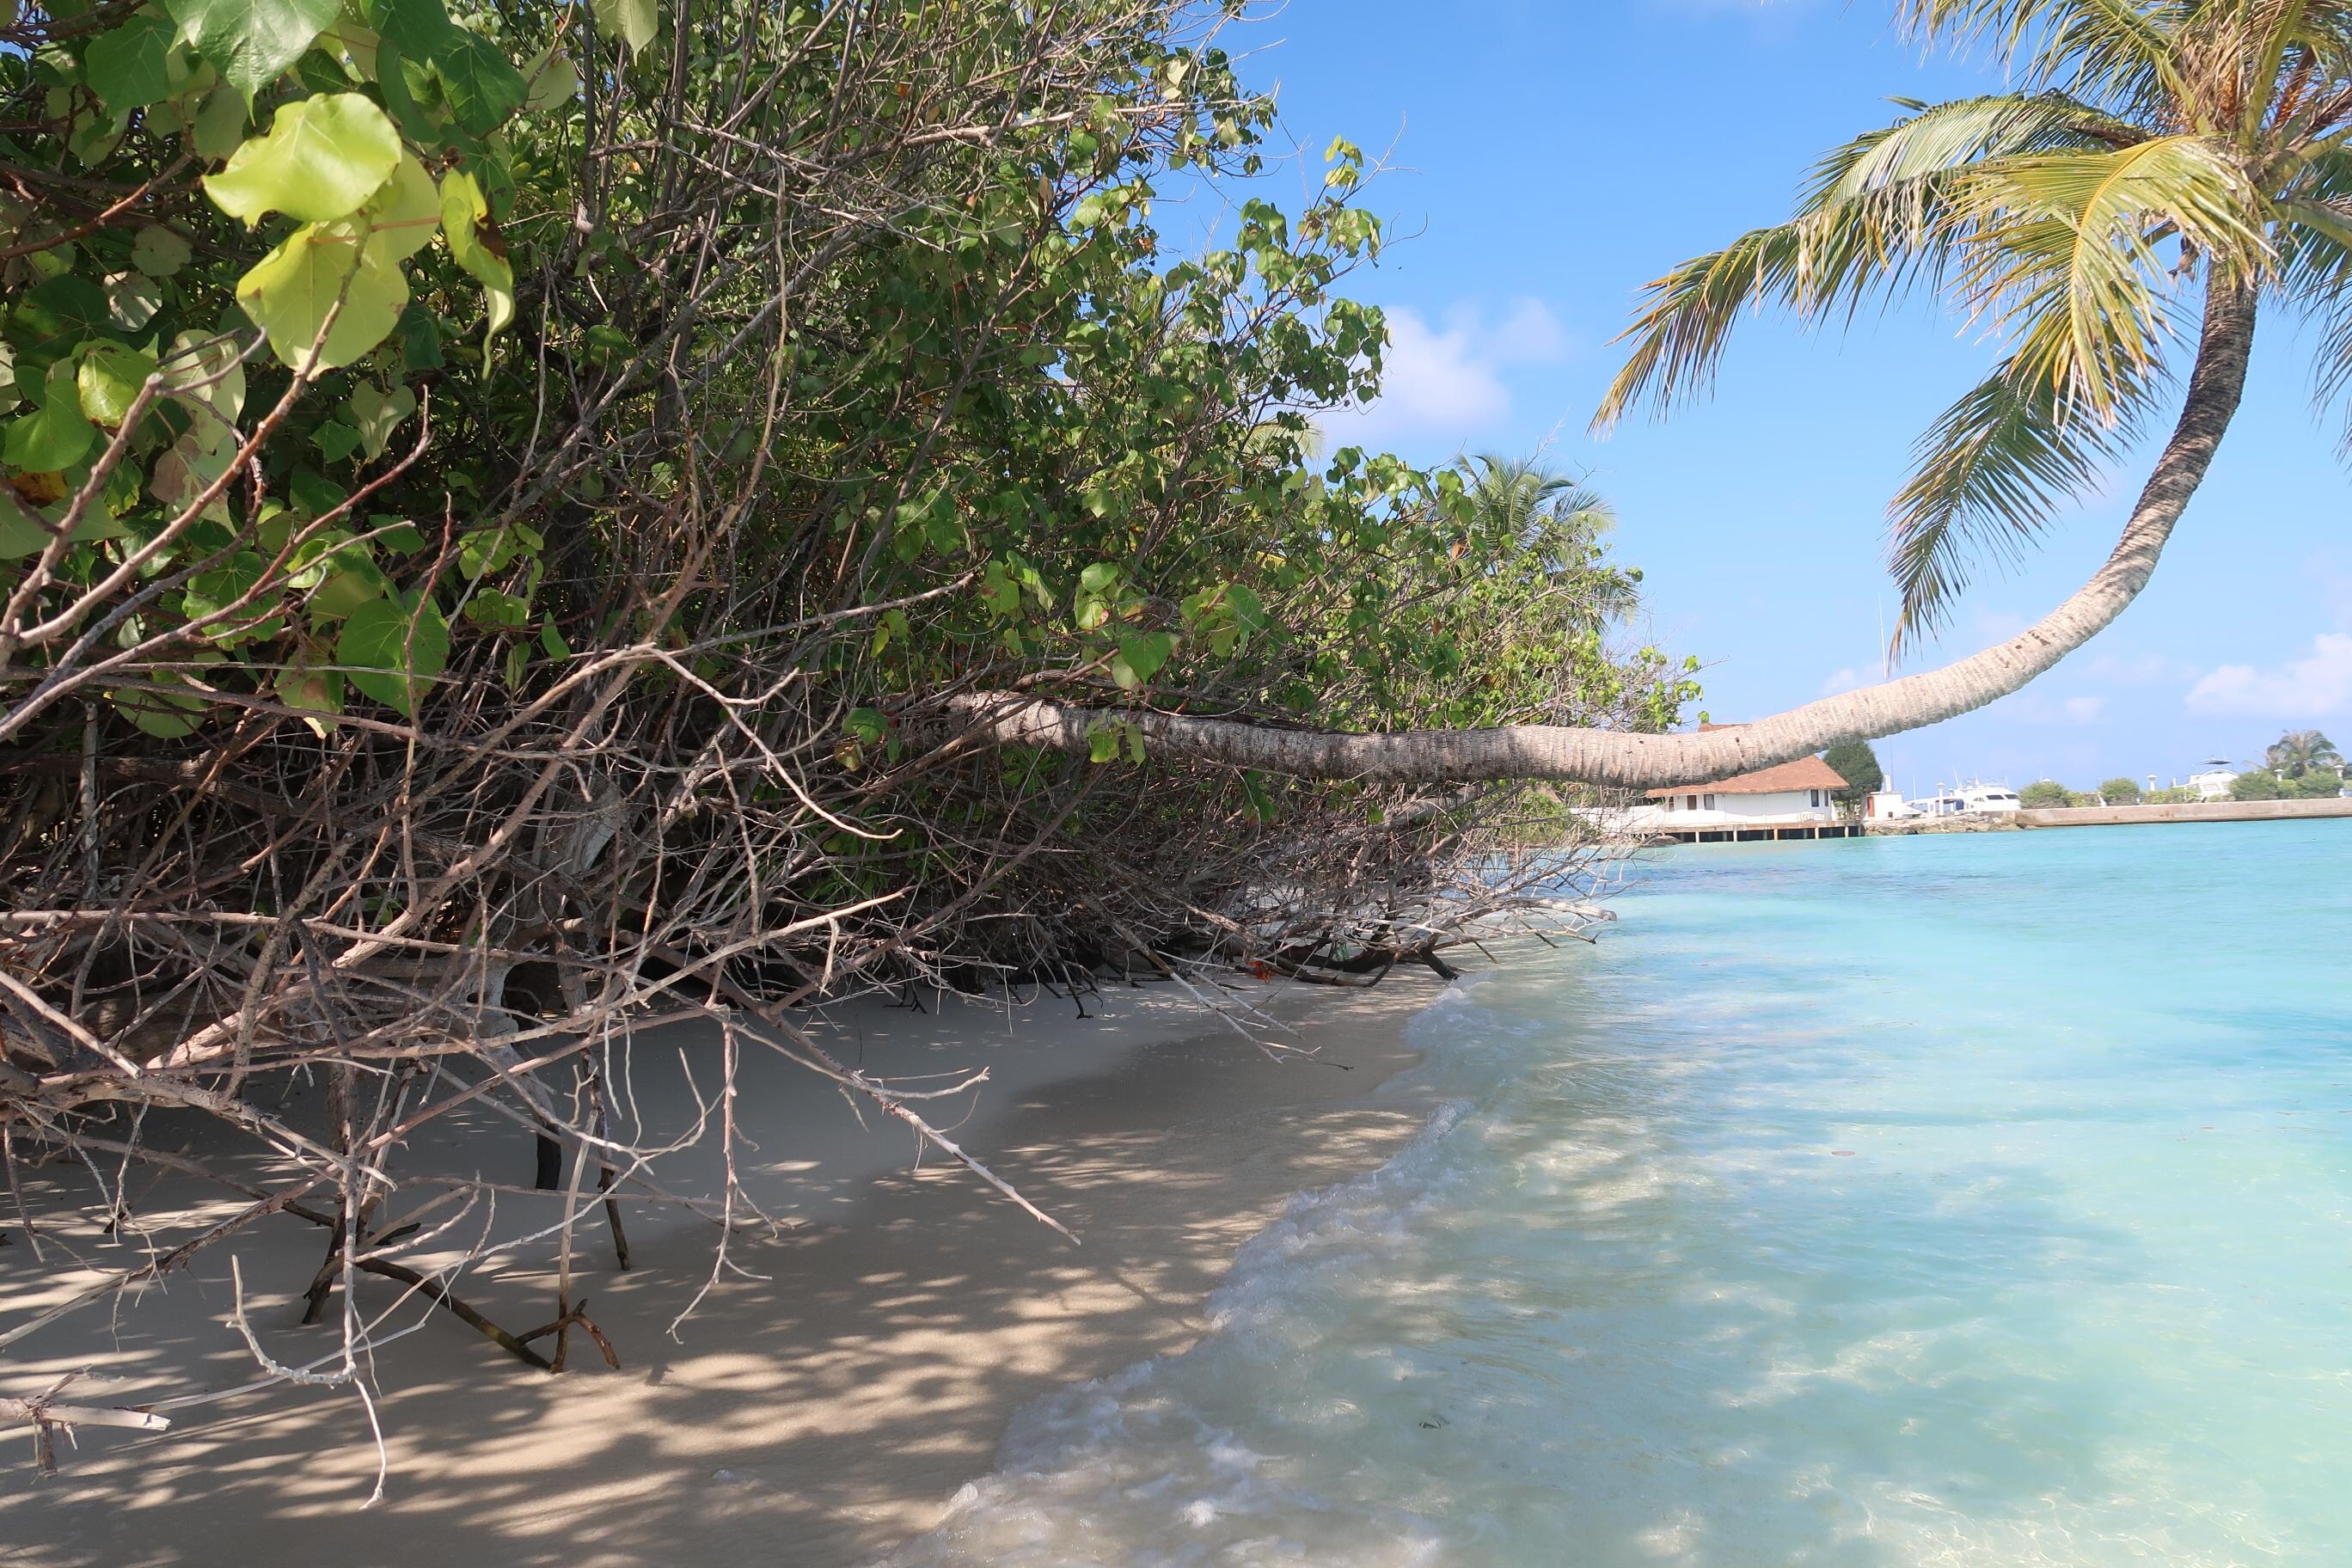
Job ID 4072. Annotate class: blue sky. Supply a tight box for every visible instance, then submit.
[1210,0,2352,793]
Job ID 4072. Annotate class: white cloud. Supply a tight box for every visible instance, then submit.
[2185,633,2352,719]
[1820,667,1865,696]
[2083,650,2196,689]
[1997,690,2108,726]
[1317,297,1570,449]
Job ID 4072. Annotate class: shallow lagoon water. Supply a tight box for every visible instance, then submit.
[885,824,2352,1566]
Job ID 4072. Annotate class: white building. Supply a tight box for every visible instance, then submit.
[1864,789,1920,821]
[1619,752,1850,832]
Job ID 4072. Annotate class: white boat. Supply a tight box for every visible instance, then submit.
[1920,781,2024,816]
[2187,757,2237,801]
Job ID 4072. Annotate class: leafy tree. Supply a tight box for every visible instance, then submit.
[2020,780,2075,809]
[1824,738,1883,803]
[2292,769,2348,799]
[0,0,1701,1443]
[2099,777,2143,806]
[975,2,2352,787]
[2267,730,2344,779]
[2232,769,2286,802]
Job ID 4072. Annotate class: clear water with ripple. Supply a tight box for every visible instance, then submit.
[884,824,2352,1566]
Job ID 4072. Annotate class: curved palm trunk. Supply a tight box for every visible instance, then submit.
[950,281,2257,788]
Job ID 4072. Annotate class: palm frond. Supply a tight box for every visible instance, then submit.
[1886,340,2159,646]
[1901,0,2189,115]
[1596,93,2133,428]
[1958,135,2266,415]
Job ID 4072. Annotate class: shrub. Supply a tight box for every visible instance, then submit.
[2232,769,2285,801]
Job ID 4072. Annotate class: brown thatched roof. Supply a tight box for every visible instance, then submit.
[1646,726,1849,798]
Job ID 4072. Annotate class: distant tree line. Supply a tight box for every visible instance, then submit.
[2018,731,2344,807]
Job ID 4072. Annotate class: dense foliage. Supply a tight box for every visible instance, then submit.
[1823,738,1882,804]
[0,0,1694,1440]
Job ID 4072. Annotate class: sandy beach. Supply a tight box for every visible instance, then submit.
[0,973,1442,1567]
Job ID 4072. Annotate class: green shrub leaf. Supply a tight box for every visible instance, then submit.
[204,93,401,224]
[591,0,658,57]
[77,341,158,428]
[339,593,448,715]
[438,169,514,339]
[87,9,177,112]
[236,222,410,374]
[164,0,344,103]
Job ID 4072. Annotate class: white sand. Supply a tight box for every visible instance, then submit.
[0,973,1442,1566]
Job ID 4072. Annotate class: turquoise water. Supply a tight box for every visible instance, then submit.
[886,824,2352,1566]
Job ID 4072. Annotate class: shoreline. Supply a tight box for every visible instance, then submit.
[1,974,1445,1568]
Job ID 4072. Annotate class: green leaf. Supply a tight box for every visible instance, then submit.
[164,0,343,102]
[182,549,283,644]
[346,379,416,460]
[361,156,440,262]
[462,587,529,629]
[846,707,888,745]
[366,0,526,135]
[1240,769,1275,823]
[132,225,194,277]
[285,525,371,587]
[591,0,657,56]
[437,168,512,340]
[1074,560,1122,629]
[537,619,570,658]
[338,593,447,714]
[457,523,530,577]
[86,9,177,113]
[371,516,425,553]
[105,273,162,332]
[312,418,360,462]
[979,560,1020,618]
[236,221,409,374]
[191,83,248,159]
[9,274,118,362]
[287,467,347,518]
[432,28,527,136]
[307,563,386,619]
[368,34,439,148]
[277,652,344,724]
[1087,722,1121,764]
[110,674,207,738]
[204,93,401,224]
[161,326,248,447]
[4,361,96,470]
[521,44,579,111]
[395,301,444,371]
[77,341,158,427]
[1112,630,1175,687]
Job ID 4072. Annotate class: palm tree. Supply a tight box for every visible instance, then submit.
[2267,728,2344,776]
[959,3,2352,785]
[1462,455,1640,623]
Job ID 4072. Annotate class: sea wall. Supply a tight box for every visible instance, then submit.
[2017,798,2352,830]
[1865,814,2021,836]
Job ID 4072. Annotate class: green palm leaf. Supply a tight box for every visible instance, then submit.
[1887,341,2159,644]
